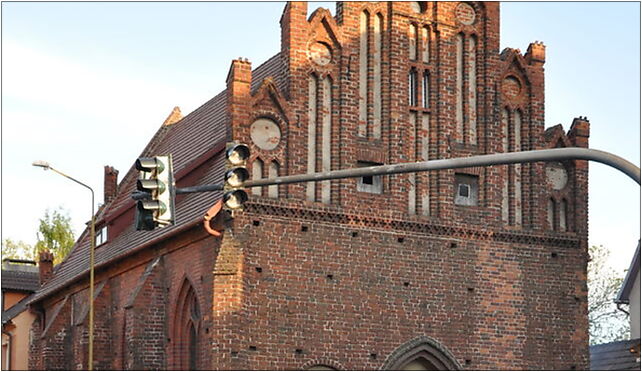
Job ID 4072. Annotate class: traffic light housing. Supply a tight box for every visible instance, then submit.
[224,142,250,211]
[135,155,175,230]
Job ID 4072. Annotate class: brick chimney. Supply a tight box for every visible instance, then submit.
[38,251,54,286]
[104,166,119,204]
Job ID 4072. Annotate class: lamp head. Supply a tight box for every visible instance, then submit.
[32,160,51,170]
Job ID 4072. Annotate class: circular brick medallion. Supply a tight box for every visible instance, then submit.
[501,76,522,101]
[410,2,422,13]
[455,3,476,25]
[250,118,281,151]
[309,42,332,66]
[545,162,568,190]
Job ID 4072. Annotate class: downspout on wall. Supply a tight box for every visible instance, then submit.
[2,329,12,370]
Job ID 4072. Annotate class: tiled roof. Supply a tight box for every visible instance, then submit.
[251,53,286,95]
[590,339,641,370]
[28,53,286,305]
[1,268,39,292]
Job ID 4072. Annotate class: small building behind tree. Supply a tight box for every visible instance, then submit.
[2,254,52,370]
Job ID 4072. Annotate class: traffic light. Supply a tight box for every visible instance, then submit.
[223,142,250,211]
[135,155,175,230]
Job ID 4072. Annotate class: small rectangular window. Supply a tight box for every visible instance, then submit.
[95,226,108,246]
[422,71,430,108]
[458,184,470,198]
[409,70,417,107]
[454,174,479,206]
[357,161,383,194]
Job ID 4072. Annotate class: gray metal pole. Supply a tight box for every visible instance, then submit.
[173,148,640,195]
[175,183,223,194]
[243,148,640,187]
[40,166,96,370]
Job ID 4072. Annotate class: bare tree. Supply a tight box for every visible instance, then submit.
[588,244,630,345]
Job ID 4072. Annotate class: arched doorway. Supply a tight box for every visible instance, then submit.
[382,336,461,370]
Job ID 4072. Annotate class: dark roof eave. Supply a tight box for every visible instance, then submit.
[27,214,205,307]
[615,240,641,303]
[2,294,35,324]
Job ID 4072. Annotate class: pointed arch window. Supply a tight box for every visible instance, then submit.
[358,10,369,137]
[548,198,556,230]
[373,12,383,139]
[308,75,318,201]
[321,76,332,204]
[455,33,464,139]
[252,158,264,196]
[421,26,430,63]
[173,279,201,370]
[268,161,279,198]
[468,34,478,144]
[409,23,418,60]
[501,108,510,223]
[514,110,523,226]
[560,199,568,232]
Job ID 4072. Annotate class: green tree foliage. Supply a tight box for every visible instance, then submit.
[1,238,34,261]
[588,244,630,345]
[2,208,76,265]
[33,208,76,264]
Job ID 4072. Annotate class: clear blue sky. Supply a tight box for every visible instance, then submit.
[2,2,639,271]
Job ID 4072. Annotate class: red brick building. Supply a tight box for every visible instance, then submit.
[28,2,590,370]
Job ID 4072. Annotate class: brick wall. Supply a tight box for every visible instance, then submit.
[208,209,587,369]
[30,226,216,370]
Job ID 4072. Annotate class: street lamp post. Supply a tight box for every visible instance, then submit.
[32,160,95,371]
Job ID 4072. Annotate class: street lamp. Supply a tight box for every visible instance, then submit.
[32,160,96,371]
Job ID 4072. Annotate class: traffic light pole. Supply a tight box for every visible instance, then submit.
[174,148,640,195]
